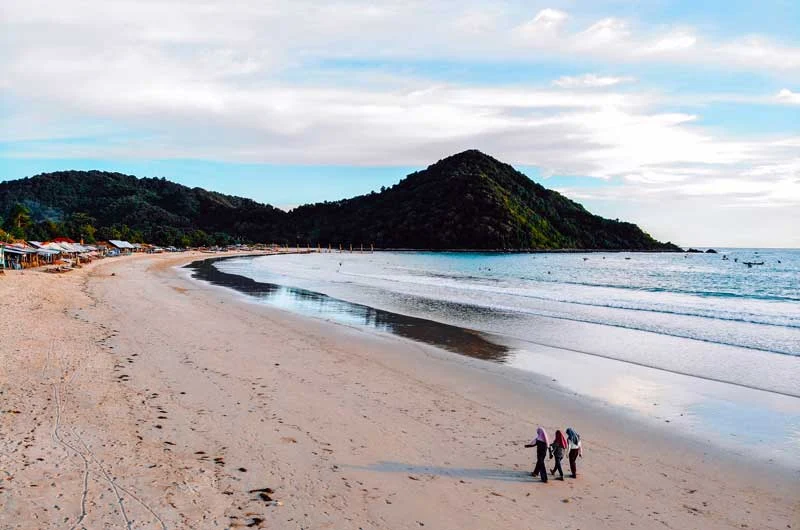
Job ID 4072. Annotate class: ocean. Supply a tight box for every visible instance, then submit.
[189,249,800,466]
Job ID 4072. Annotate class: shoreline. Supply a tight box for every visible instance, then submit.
[189,254,800,470]
[1,253,797,529]
[189,254,800,392]
[182,254,800,481]
[190,255,799,397]
[295,247,686,253]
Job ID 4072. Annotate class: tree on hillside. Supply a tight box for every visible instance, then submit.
[96,225,122,242]
[189,229,212,247]
[2,203,33,240]
[65,212,97,243]
[66,212,97,243]
[41,220,65,240]
[0,215,10,242]
[8,203,32,229]
[26,220,65,242]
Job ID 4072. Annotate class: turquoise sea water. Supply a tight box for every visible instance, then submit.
[215,250,799,387]
[218,249,799,356]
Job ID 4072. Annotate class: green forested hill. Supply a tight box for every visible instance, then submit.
[0,151,679,250]
[0,170,286,246]
[287,150,679,250]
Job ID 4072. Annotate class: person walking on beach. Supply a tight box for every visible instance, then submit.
[549,430,568,480]
[525,427,549,482]
[566,427,582,478]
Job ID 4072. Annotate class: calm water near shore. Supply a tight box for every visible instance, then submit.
[187,251,800,468]
[187,257,510,361]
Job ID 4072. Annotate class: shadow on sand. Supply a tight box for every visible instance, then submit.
[344,461,536,483]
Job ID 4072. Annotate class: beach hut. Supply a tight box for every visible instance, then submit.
[54,241,80,256]
[28,241,49,251]
[109,240,135,255]
[39,248,61,265]
[1,244,22,269]
[28,242,62,265]
[1,243,39,269]
[94,241,112,256]
[47,241,96,264]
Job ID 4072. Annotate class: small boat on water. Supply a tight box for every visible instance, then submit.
[743,261,765,268]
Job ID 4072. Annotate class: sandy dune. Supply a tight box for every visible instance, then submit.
[0,253,797,529]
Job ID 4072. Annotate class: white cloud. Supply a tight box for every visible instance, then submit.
[451,7,503,35]
[530,8,569,30]
[776,88,800,104]
[511,12,800,75]
[5,2,799,77]
[641,29,698,54]
[514,8,569,44]
[7,69,795,211]
[552,74,634,88]
[715,37,800,73]
[578,17,630,47]
[2,0,800,239]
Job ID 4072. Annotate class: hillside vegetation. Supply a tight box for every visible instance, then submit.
[0,170,285,246]
[0,151,679,251]
[287,150,678,250]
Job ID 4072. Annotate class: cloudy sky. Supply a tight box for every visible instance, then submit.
[2,0,799,247]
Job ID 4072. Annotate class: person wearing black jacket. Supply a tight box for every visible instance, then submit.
[525,427,549,482]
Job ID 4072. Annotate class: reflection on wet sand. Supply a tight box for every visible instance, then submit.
[504,343,800,466]
[187,257,510,362]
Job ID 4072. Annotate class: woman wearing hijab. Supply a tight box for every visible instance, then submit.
[524,427,549,482]
[549,430,568,480]
[566,427,582,478]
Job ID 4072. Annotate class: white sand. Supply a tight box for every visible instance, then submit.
[1,253,797,529]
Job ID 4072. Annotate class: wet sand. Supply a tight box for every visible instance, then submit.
[1,253,797,529]
[191,255,800,468]
[186,257,512,361]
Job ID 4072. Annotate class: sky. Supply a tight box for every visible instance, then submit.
[1,1,799,247]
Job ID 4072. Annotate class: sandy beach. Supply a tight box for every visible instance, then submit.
[1,253,797,529]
